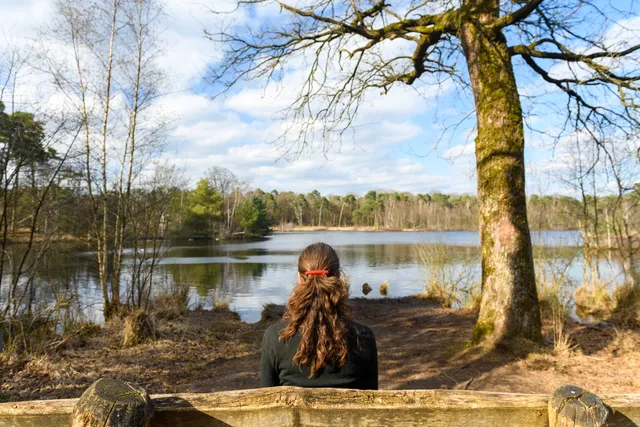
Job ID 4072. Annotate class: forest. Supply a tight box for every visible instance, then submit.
[2,119,638,242]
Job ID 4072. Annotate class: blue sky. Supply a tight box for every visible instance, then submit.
[1,0,639,196]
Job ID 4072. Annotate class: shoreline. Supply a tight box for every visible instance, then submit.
[275,226,475,232]
[274,226,578,233]
[1,295,638,402]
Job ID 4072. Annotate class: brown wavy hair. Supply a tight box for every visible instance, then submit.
[279,242,351,376]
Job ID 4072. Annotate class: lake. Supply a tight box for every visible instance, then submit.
[2,230,632,324]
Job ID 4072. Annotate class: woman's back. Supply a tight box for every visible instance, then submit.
[260,242,378,390]
[261,319,378,390]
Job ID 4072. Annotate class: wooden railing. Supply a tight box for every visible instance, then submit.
[0,379,638,426]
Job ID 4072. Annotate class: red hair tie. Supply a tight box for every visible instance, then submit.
[305,270,329,276]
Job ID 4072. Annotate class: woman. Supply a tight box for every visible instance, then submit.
[261,242,378,389]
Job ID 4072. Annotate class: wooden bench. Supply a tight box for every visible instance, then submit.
[0,380,638,426]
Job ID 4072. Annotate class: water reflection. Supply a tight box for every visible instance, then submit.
[1,230,635,324]
[166,262,267,297]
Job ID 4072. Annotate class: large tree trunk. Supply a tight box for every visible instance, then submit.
[460,0,541,343]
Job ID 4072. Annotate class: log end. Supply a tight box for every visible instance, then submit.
[548,385,610,427]
[71,378,153,427]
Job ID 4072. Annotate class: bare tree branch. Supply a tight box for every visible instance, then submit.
[493,0,545,29]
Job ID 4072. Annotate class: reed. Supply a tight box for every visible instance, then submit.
[415,243,479,308]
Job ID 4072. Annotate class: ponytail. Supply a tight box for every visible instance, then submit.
[280,243,351,376]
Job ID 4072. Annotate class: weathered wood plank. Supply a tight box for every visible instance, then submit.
[0,387,638,427]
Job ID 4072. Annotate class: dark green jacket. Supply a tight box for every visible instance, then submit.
[261,320,378,390]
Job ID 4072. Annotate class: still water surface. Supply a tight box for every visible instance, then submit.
[8,230,632,323]
[157,230,622,322]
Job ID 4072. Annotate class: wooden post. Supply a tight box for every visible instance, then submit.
[549,385,610,427]
[71,378,153,427]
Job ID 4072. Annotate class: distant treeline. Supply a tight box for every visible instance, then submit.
[167,171,638,235]
[238,189,601,231]
[6,159,638,244]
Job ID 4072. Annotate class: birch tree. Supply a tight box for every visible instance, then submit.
[43,0,167,318]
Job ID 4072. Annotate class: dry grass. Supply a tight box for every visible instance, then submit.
[575,285,613,318]
[22,355,57,377]
[611,329,640,356]
[362,283,372,295]
[342,273,351,293]
[153,284,191,320]
[464,292,482,313]
[537,281,566,319]
[1,306,262,402]
[213,299,230,310]
[524,353,557,371]
[415,243,479,308]
[533,246,576,319]
[612,285,640,328]
[1,315,99,361]
[551,303,577,357]
[45,321,100,353]
[261,304,286,322]
[379,281,389,296]
[122,310,156,348]
[2,297,640,402]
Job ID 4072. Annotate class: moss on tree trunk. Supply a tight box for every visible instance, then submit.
[459,0,541,343]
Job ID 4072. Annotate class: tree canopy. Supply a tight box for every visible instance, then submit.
[207,0,640,343]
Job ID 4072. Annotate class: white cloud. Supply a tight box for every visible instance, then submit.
[0,0,53,45]
[443,143,474,160]
[163,115,458,194]
[4,0,633,199]
[224,87,293,119]
[159,0,250,90]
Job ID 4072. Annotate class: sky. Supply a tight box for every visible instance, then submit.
[1,0,639,197]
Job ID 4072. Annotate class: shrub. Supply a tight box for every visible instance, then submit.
[261,304,285,322]
[464,291,482,313]
[213,298,230,311]
[533,246,576,319]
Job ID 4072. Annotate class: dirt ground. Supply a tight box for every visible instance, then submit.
[1,297,639,402]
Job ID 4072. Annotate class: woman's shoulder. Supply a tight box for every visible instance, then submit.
[350,320,376,342]
[264,320,287,338]
[262,320,287,353]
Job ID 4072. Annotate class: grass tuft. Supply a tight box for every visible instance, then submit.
[464,291,482,313]
[612,285,640,328]
[551,302,576,357]
[213,299,230,311]
[261,303,286,322]
[122,309,156,348]
[575,285,613,319]
[153,284,191,319]
[415,243,479,308]
[524,353,557,371]
[379,280,389,296]
[611,328,640,356]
